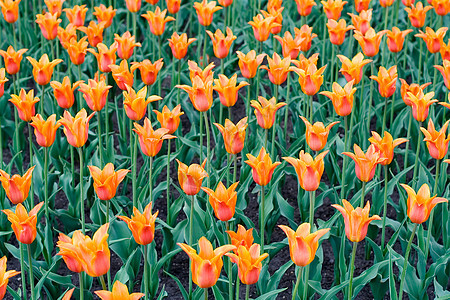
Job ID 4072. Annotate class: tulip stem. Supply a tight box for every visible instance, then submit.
[348,241,357,300]
[99,275,107,290]
[366,62,374,148]
[20,243,27,300]
[417,39,423,83]
[330,45,335,85]
[149,156,153,205]
[132,121,137,208]
[271,85,278,158]
[13,75,21,173]
[398,223,418,300]
[105,76,110,155]
[203,28,207,67]
[204,288,208,300]
[424,159,441,260]
[236,277,240,299]
[341,115,349,200]
[381,165,389,252]
[292,266,302,300]
[226,221,233,300]
[133,12,137,63]
[98,111,103,166]
[78,147,85,235]
[403,109,413,181]
[144,244,149,300]
[412,121,422,189]
[360,181,366,208]
[44,147,49,219]
[256,42,262,99]
[158,36,162,97]
[28,123,34,210]
[309,95,313,122]
[233,154,237,183]
[264,129,268,149]
[309,190,315,226]
[260,185,265,254]
[303,264,310,299]
[203,111,211,189]
[79,272,84,300]
[200,111,204,163]
[284,73,290,144]
[382,96,388,134]
[40,85,45,118]
[166,139,172,225]
[189,200,194,298]
[245,284,250,300]
[26,244,35,300]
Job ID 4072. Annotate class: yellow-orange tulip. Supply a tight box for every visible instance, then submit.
[213,74,249,107]
[402,0,415,6]
[88,163,129,201]
[386,27,413,52]
[166,0,181,13]
[294,25,318,52]
[202,181,239,221]
[370,65,398,98]
[57,231,84,273]
[50,76,83,109]
[300,116,339,151]
[261,7,283,35]
[283,150,328,191]
[405,2,433,28]
[193,0,222,27]
[0,46,27,75]
[142,7,175,36]
[134,118,176,157]
[125,0,141,12]
[236,50,266,79]
[294,0,316,16]
[430,0,450,15]
[44,0,65,18]
[399,79,431,106]
[58,109,95,148]
[36,12,61,40]
[2,202,43,244]
[248,14,279,42]
[225,244,268,285]
[0,166,35,205]
[320,80,357,116]
[250,96,286,129]
[66,36,89,65]
[124,86,161,121]
[153,104,184,134]
[420,119,450,160]
[95,280,144,300]
[188,60,215,83]
[30,114,61,147]
[207,27,236,59]
[348,9,372,35]
[326,19,354,45]
[214,117,248,154]
[336,52,372,84]
[93,4,116,28]
[354,27,387,57]
[260,52,292,85]
[408,91,437,122]
[0,0,20,23]
[274,31,303,59]
[294,63,327,95]
[343,144,387,182]
[78,78,112,112]
[245,147,281,186]
[380,0,394,7]
[176,159,208,195]
[415,27,448,53]
[168,32,197,60]
[9,89,40,122]
[368,131,408,165]
[176,75,214,112]
[78,21,105,47]
[78,223,110,277]
[26,54,62,86]
[434,59,450,89]
[0,68,7,97]
[226,225,254,251]
[292,53,320,71]
[131,59,163,86]
[57,24,77,49]
[354,0,371,12]
[88,42,118,73]
[439,39,450,61]
[63,5,87,27]
[268,0,283,10]
[114,31,141,60]
[321,0,348,20]
[0,256,20,300]
[109,60,134,90]
[118,202,158,245]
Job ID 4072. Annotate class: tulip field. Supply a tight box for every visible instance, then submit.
[0,0,450,298]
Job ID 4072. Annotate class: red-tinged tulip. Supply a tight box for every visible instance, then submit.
[354,27,387,57]
[114,32,141,60]
[109,60,134,90]
[176,159,208,195]
[133,118,175,157]
[44,0,64,18]
[131,59,163,86]
[66,36,89,65]
[226,225,254,251]
[236,50,266,79]
[294,63,327,95]
[58,109,95,148]
[142,7,175,36]
[261,7,284,35]
[63,5,87,27]
[36,12,61,40]
[176,75,214,112]
[95,280,144,300]
[0,256,20,300]
[0,46,27,75]
[248,14,279,42]
[420,119,450,160]
[326,19,354,45]
[294,0,316,16]
[320,80,356,116]
[368,131,408,165]
[2,202,44,244]
[440,101,450,110]
[177,237,236,288]
[386,27,413,52]
[166,0,181,13]
[88,42,118,73]
[343,144,387,182]
[348,9,372,35]
[250,96,287,129]
[400,183,447,224]
[430,0,450,15]
[57,24,77,49]
[193,0,222,27]
[226,244,268,285]
[202,182,239,221]
[405,2,433,28]
[57,231,85,273]
[78,223,110,277]
[370,65,398,98]
[168,32,197,60]
[213,74,249,107]
[0,0,20,23]
[125,0,141,12]
[153,105,184,134]
[245,147,281,186]
[337,52,372,84]
[145,0,159,5]
[440,39,450,61]
[260,52,292,85]
[332,200,380,242]
[0,167,35,205]
[207,27,236,59]
[415,27,448,53]
[294,25,318,52]
[300,116,339,151]
[61,288,75,300]
[283,150,328,191]
[9,89,39,122]
[354,0,371,12]
[321,0,348,20]
[50,76,83,109]
[78,78,112,112]
[274,31,303,59]
[292,53,320,71]
[78,21,105,47]
[26,54,62,86]
[88,163,129,201]
[118,202,158,246]
[30,114,61,147]
[214,117,248,154]
[188,60,215,82]
[380,0,394,7]
[93,4,116,28]
[268,0,283,10]
[402,0,415,5]
[279,223,330,266]
[123,85,161,121]
[399,79,431,106]
[0,68,7,97]
[408,91,437,122]
[434,59,450,89]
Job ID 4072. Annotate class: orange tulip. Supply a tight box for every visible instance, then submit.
[123,85,161,121]
[125,0,141,12]
[88,163,129,201]
[354,0,371,12]
[332,200,381,242]
[300,116,339,151]
[368,131,408,165]
[420,119,450,160]
[114,31,141,60]
[380,0,394,7]
[348,9,372,35]
[0,46,27,75]
[78,21,105,47]
[225,244,268,285]
[9,89,39,122]
[133,118,175,157]
[434,59,450,89]
[261,7,283,35]
[78,78,112,112]
[279,223,330,266]
[245,147,281,186]
[440,39,450,61]
[250,96,286,129]
[188,59,215,82]
[201,181,239,221]
[36,12,61,40]
[320,80,357,116]
[226,225,254,251]
[0,256,20,300]
[63,5,88,27]
[400,183,447,224]
[386,27,413,52]
[321,0,348,20]
[0,68,7,98]
[402,0,415,5]
[294,63,327,96]
[57,23,77,49]
[294,25,318,52]
[0,166,35,205]
[26,54,62,86]
[78,223,110,277]
[176,159,208,195]
[166,0,181,13]
[57,231,85,273]
[405,2,433,28]
[0,0,20,23]
[218,0,232,6]
[176,75,214,112]
[343,144,387,182]
[326,19,354,45]
[66,36,89,65]
[168,32,197,60]
[142,7,175,36]
[193,0,222,27]
[370,65,398,98]
[95,280,144,300]
[207,27,236,59]
[62,288,75,300]
[213,74,249,107]
[408,90,437,122]
[353,27,387,57]
[2,202,44,244]
[236,50,266,79]
[30,114,61,147]
[43,0,65,18]
[214,117,248,154]
[118,202,159,245]
[58,109,95,148]
[292,52,320,71]
[153,104,184,134]
[131,59,163,86]
[415,27,448,53]
[294,0,316,16]
[274,31,303,59]
[283,150,328,191]
[268,0,283,10]
[337,53,372,84]
[177,236,235,288]
[260,52,292,85]
[430,0,450,15]
[109,60,134,90]
[93,4,116,28]
[50,76,83,109]
[399,79,431,106]
[248,14,279,42]
[88,42,118,73]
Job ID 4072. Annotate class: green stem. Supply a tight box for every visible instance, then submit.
[78,147,85,235]
[20,243,26,300]
[158,35,162,97]
[403,109,413,180]
[166,139,171,225]
[44,147,49,219]
[309,190,315,226]
[264,128,268,149]
[330,45,335,85]
[98,111,103,166]
[133,12,137,63]
[360,181,366,208]
[27,244,35,300]
[203,111,211,189]
[236,278,240,300]
[189,195,194,298]
[303,264,310,300]
[341,116,349,200]
[203,28,207,67]
[412,122,422,189]
[200,111,204,163]
[366,62,374,148]
[260,185,265,254]
[381,165,388,252]
[256,42,262,99]
[99,275,107,290]
[227,221,233,300]
[28,123,33,210]
[284,73,290,144]
[105,77,109,155]
[348,242,357,300]
[398,223,418,300]
[40,85,45,117]
[309,95,313,122]
[132,122,137,208]
[204,288,208,300]
[382,96,388,134]
[144,244,149,300]
[245,284,249,300]
[418,39,423,83]
[292,266,302,300]
[79,272,84,300]
[149,156,153,204]
[233,154,237,183]
[424,159,440,259]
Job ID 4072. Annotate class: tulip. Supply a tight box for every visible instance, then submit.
[63,5,88,27]
[193,0,222,27]
[283,150,328,191]
[0,256,20,300]
[188,60,215,82]
[114,31,141,60]
[292,53,320,70]
[370,65,398,98]
[348,9,372,35]
[0,46,27,75]
[133,118,176,157]
[0,167,35,205]
[226,225,254,250]
[78,79,111,112]
[380,0,394,6]
[125,0,141,12]
[248,14,279,42]
[65,36,89,65]
[176,159,208,196]
[420,119,450,160]
[294,0,316,16]
[2,202,43,244]
[26,54,62,86]
[50,76,82,109]
[245,147,281,186]
[300,116,339,151]
[430,0,450,15]
[57,24,77,49]
[214,117,248,154]
[118,202,158,245]
[353,27,387,57]
[408,91,437,122]
[153,104,184,134]
[320,80,357,116]
[0,68,7,97]
[93,4,116,27]
[0,0,20,23]
[30,114,61,147]
[261,7,283,35]
[226,244,268,285]
[260,52,292,85]
[268,0,283,10]
[168,32,197,60]
[294,25,317,52]
[250,96,286,130]
[58,109,95,148]
[166,0,181,14]
[201,182,238,221]
[109,60,134,90]
[434,59,450,89]
[439,39,450,61]
[321,0,348,20]
[79,223,110,277]
[354,0,371,12]
[399,79,431,106]
[88,163,129,201]
[88,42,118,73]
[368,131,408,165]
[35,12,61,40]
[402,0,415,5]
[44,0,65,18]
[124,86,161,121]
[236,50,265,79]
[9,89,40,122]
[405,2,433,28]
[415,27,448,53]
[131,59,163,86]
[57,231,85,273]
[274,31,303,59]
[294,63,327,96]
[336,52,372,84]
[78,21,105,47]
[142,7,175,36]
[176,75,214,112]
[326,19,355,45]
[95,280,144,300]
[386,27,413,52]
[343,144,387,182]
[206,27,236,59]
[213,74,249,107]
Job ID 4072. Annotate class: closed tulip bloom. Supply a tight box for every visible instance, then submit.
[275,31,303,59]
[57,231,85,273]
[434,59,450,89]
[114,32,141,60]
[292,53,320,71]
[370,65,398,98]
[134,118,176,157]
[118,202,158,245]
[294,63,327,95]
[236,50,266,79]
[268,0,283,10]
[0,167,35,205]
[178,237,236,288]
[380,0,394,7]
[251,96,287,129]
[168,32,197,60]
[368,131,408,165]
[326,19,355,45]
[2,202,44,244]
[176,76,214,112]
[0,68,7,97]
[88,163,129,201]
[27,54,62,86]
[430,0,450,15]
[36,12,61,40]
[78,223,110,277]
[245,147,281,186]
[0,46,27,75]
[348,9,372,35]
[248,14,279,42]
[320,80,357,116]
[226,244,268,285]
[440,39,450,61]
[88,42,118,73]
[95,280,144,300]
[58,109,95,148]
[415,27,448,53]
[214,117,248,154]
[354,27,387,57]
[283,150,328,191]
[400,183,447,224]
[131,59,163,86]
[279,223,330,266]
[343,144,387,182]
[420,119,450,160]
[294,25,318,52]
[399,79,431,106]
[261,7,283,35]
[405,2,433,28]
[57,24,77,49]
[93,4,116,27]
[337,52,372,84]
[65,36,89,65]
[142,7,175,36]
[332,200,380,242]
[194,0,222,27]
[207,27,236,59]
[124,86,161,121]
[386,27,413,52]
[177,159,208,195]
[294,0,317,16]
[166,0,181,13]
[153,104,184,134]
[402,0,415,5]
[78,78,111,112]
[188,60,215,83]
[30,114,61,147]
[109,60,134,90]
[226,225,254,251]
[0,0,20,23]
[63,5,87,27]
[300,116,339,151]
[218,0,232,6]
[50,76,83,109]
[202,182,239,221]
[43,0,64,19]
[354,0,371,12]
[213,74,249,107]
[0,256,20,300]
[78,21,105,47]
[408,91,437,122]
[260,52,292,85]
[125,0,141,12]
[9,89,40,122]
[322,0,348,20]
